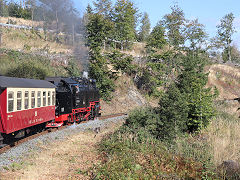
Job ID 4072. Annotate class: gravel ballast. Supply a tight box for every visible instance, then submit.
[0,115,127,170]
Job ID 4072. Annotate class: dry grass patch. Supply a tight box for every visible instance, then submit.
[1,28,72,54]
[0,120,124,180]
[0,17,43,27]
[207,64,240,99]
[203,101,240,166]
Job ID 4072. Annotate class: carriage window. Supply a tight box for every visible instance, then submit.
[31,91,35,108]
[52,91,55,105]
[48,91,51,106]
[43,91,46,106]
[8,91,14,112]
[17,91,22,110]
[24,91,29,109]
[37,91,41,107]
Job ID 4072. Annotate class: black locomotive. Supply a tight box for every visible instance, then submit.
[46,76,101,126]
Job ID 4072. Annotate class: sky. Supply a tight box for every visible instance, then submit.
[74,0,240,46]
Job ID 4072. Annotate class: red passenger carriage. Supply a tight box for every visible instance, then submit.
[0,76,56,145]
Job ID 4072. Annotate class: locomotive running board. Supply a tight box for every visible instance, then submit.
[46,122,63,128]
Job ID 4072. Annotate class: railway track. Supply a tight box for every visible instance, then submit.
[0,113,126,154]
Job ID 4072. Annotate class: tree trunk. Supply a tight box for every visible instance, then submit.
[228,44,231,62]
[0,29,2,47]
[55,10,59,42]
[31,8,34,28]
[72,23,75,45]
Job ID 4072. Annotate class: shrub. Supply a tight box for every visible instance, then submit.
[6,62,47,79]
[107,50,135,75]
[124,85,189,141]
[125,107,159,137]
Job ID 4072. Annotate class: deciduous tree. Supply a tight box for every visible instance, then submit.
[216,13,235,62]
[161,4,186,49]
[185,19,207,51]
[93,0,112,18]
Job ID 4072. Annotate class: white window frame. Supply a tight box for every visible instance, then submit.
[17,91,22,111]
[7,88,55,113]
[8,91,14,112]
[24,91,29,110]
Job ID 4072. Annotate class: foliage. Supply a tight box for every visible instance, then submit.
[185,19,207,51]
[0,48,68,78]
[146,22,167,51]
[230,44,240,63]
[138,12,151,42]
[93,0,112,18]
[0,0,9,17]
[8,2,31,19]
[216,13,235,62]
[157,84,189,139]
[139,62,167,97]
[176,53,216,132]
[125,107,159,137]
[89,50,115,101]
[112,0,138,48]
[86,13,114,50]
[6,61,47,79]
[86,10,115,101]
[161,4,186,49]
[107,50,135,74]
[92,124,215,179]
[125,93,188,141]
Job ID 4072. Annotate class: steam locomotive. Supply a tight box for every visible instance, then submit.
[0,75,100,146]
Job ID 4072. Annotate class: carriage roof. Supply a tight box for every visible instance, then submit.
[0,76,56,89]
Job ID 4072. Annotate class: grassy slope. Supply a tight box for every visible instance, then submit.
[1,28,71,54]
[0,49,68,77]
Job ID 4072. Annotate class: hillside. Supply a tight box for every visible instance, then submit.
[207,64,240,100]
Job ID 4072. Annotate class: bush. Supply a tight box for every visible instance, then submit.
[6,62,47,79]
[107,50,135,75]
[0,49,68,78]
[124,86,189,141]
[125,107,159,136]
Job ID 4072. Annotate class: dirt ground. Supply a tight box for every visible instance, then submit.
[0,120,124,180]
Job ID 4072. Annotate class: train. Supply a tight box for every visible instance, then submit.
[0,75,101,146]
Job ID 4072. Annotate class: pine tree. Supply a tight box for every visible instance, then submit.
[112,0,138,49]
[146,22,166,50]
[86,13,114,50]
[86,12,115,100]
[157,83,188,140]
[177,53,215,132]
[138,12,151,42]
